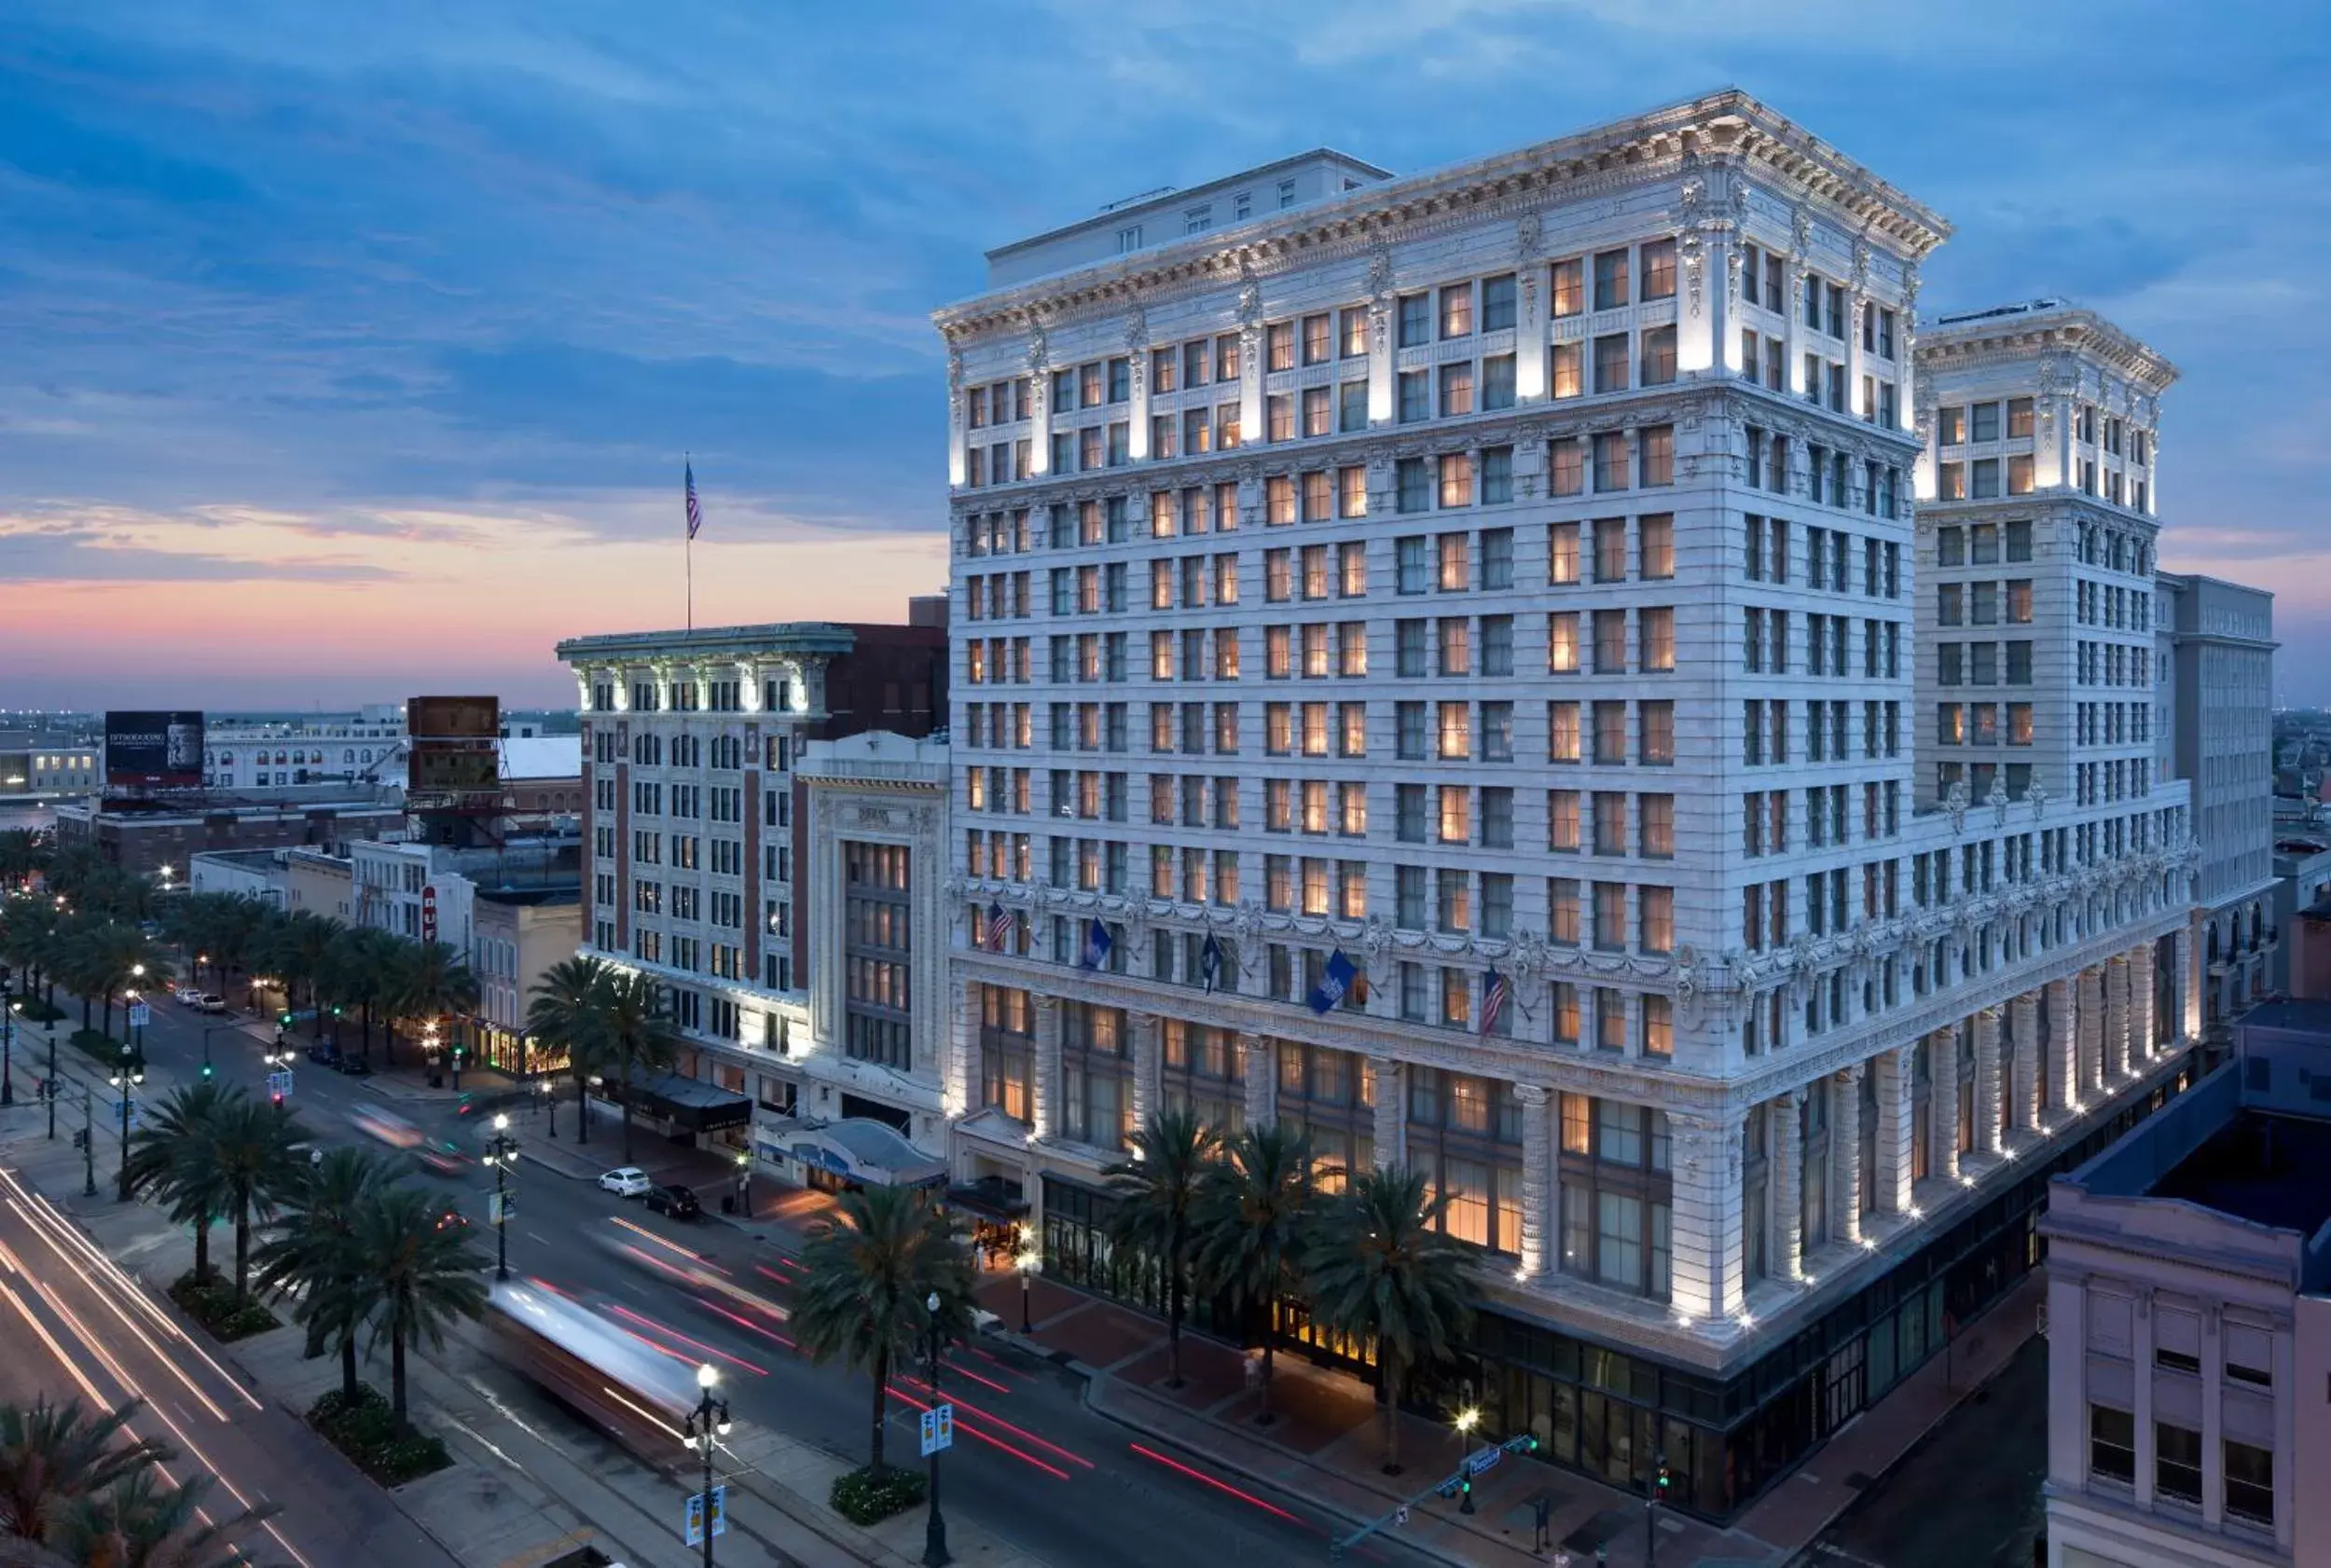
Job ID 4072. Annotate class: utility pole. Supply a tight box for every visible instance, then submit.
[923,1291,950,1568]
[81,1081,95,1197]
[46,1011,57,1139]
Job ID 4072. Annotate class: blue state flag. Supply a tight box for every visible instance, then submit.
[1308,949,1359,1015]
[1079,916,1114,970]
[1200,933,1223,995]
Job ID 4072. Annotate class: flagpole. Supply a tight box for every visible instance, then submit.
[685,453,694,631]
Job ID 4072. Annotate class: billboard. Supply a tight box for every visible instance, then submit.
[407,695,500,741]
[105,711,205,788]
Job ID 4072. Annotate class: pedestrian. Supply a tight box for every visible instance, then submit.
[1243,1348,1262,1394]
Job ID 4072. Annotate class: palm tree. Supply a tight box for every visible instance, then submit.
[526,956,613,1146]
[124,1081,232,1285]
[0,830,48,892]
[1303,1166,1475,1474]
[268,911,339,1040]
[0,1396,170,1545]
[1103,1108,1221,1388]
[323,928,396,1064]
[200,1093,308,1306]
[790,1186,974,1475]
[1194,1124,1317,1423]
[255,1148,394,1403]
[47,1465,277,1568]
[354,1183,489,1425]
[594,969,680,1163]
[389,940,477,1069]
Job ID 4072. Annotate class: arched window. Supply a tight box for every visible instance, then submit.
[344,750,355,763]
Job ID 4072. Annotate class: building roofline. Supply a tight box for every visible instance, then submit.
[1917,299,2180,392]
[984,147,1397,266]
[934,88,1952,339]
[554,623,859,665]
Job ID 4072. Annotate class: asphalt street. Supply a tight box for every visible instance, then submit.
[2,995,1438,1568]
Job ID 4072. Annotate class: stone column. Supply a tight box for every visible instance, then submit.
[1972,1008,2003,1157]
[1516,1085,1552,1281]
[1365,285,1394,429]
[947,972,979,1124]
[1785,257,1809,400]
[1124,320,1152,462]
[2200,1305,2226,1525]
[2011,991,2042,1134]
[1127,1012,1162,1135]
[2131,942,2157,1066]
[1772,1091,1805,1284]
[2104,956,2131,1082]
[1030,995,1061,1140]
[1239,1031,1276,1131]
[1667,1111,1745,1322]
[2171,924,2195,1048]
[1028,354,1054,477]
[1929,1025,1961,1182]
[2079,968,2106,1100]
[2131,1290,2157,1507]
[1872,1045,1915,1215]
[2047,977,2076,1115]
[1830,1065,1864,1247]
[1370,1058,1405,1172]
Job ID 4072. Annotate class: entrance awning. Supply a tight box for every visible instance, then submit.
[605,1066,752,1133]
[760,1117,945,1189]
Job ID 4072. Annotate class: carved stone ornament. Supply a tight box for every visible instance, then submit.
[1851,232,1871,293]
[1359,913,1394,963]
[2026,779,2049,819]
[1124,305,1148,351]
[1792,204,1813,259]
[1516,212,1543,262]
[1725,245,1742,309]
[1365,242,1394,300]
[2038,351,2074,399]
[1678,172,1706,223]
[1989,775,2011,827]
[1026,322,1049,376]
[1237,280,1262,328]
[1679,230,1705,319]
[1945,777,1971,836]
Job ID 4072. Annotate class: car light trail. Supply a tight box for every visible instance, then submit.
[607,1215,728,1271]
[690,1294,795,1350]
[1127,1443,1307,1526]
[892,1373,1092,1469]
[885,1384,1070,1480]
[604,1302,769,1377]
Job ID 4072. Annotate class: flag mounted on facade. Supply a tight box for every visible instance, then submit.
[1308,949,1358,1015]
[1200,933,1222,995]
[685,460,704,540]
[1079,917,1114,970]
[985,901,1012,951]
[1481,966,1509,1036]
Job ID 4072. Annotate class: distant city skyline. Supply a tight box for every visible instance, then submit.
[3,1,2324,707]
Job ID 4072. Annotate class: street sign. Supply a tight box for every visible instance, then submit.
[1465,1445,1503,1477]
[266,1069,294,1100]
[113,1099,141,1132]
[919,1402,955,1456]
[488,1191,513,1225]
[683,1485,727,1546]
[127,1003,150,1029]
[1392,1506,1410,1527]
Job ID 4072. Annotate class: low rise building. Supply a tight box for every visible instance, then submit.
[186,847,288,905]
[2268,838,2331,1001]
[469,885,584,1076]
[0,733,100,799]
[2041,999,2331,1567]
[54,794,404,878]
[283,846,354,923]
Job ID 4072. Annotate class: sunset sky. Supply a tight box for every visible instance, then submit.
[3,1,2324,709]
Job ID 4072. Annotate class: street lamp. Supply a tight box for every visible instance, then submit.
[734,1151,752,1219]
[683,1363,730,1568]
[540,1076,558,1139]
[1014,1229,1043,1333]
[1453,1406,1481,1514]
[2,988,15,1107]
[109,1040,143,1202]
[484,1113,517,1281]
[923,1290,950,1568]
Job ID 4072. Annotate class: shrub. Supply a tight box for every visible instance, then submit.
[67,1028,129,1069]
[16,996,65,1024]
[309,1384,451,1488]
[829,1464,927,1526]
[167,1271,279,1341]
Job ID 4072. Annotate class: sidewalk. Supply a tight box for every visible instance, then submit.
[972,1265,2046,1568]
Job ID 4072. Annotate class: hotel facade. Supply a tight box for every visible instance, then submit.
[931,90,2225,1519]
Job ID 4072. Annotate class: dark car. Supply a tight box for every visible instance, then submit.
[332,1054,373,1078]
[643,1184,701,1221]
[305,1043,338,1066]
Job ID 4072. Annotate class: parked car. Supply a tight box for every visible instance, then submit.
[597,1166,653,1198]
[193,994,227,1014]
[433,1201,470,1232]
[305,1043,338,1066]
[643,1184,700,1220]
[173,987,201,1007]
[332,1054,373,1078]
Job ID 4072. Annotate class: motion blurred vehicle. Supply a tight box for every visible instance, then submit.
[597,1166,653,1198]
[483,1280,709,1461]
[350,1107,421,1150]
[434,1200,469,1232]
[416,1138,468,1176]
[643,1184,700,1220]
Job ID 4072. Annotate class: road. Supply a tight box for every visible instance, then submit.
[8,995,1436,1568]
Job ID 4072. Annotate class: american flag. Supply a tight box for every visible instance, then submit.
[685,460,704,540]
[1480,966,1509,1036]
[985,901,1012,951]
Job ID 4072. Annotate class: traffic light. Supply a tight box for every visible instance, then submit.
[200,1060,214,1080]
[270,1090,284,1107]
[1524,1435,1539,1452]
[1655,1462,1671,1495]
[279,1012,292,1027]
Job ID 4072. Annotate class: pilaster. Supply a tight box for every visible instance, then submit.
[2048,976,2076,1114]
[1829,1065,1863,1247]
[1872,1045,1915,1215]
[2010,990,2041,1134]
[1772,1091,1804,1285]
[2079,967,2106,1099]
[1240,1031,1276,1131]
[2104,956,2131,1082]
[1516,1084,1552,1281]
[1031,995,1061,1141]
[1929,1025,1961,1182]
[1128,1011,1162,1135]
[1370,1057,1404,1172]
[2131,942,2157,1066]
[1972,1007,2002,1157]
[1668,1109,1745,1322]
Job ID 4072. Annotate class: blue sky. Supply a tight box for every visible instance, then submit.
[2,0,2325,707]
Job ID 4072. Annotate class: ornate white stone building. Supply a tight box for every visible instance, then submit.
[932,89,2211,1520]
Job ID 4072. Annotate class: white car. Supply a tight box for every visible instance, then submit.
[174,987,201,1006]
[598,1167,653,1198]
